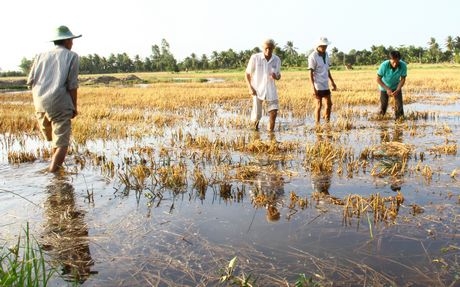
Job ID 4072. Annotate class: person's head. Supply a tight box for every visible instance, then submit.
[316,37,331,53]
[389,51,401,68]
[263,39,276,58]
[51,26,81,50]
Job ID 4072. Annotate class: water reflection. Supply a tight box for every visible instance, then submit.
[312,128,333,196]
[250,168,285,222]
[378,124,406,191]
[379,124,403,143]
[41,176,94,283]
[311,173,332,195]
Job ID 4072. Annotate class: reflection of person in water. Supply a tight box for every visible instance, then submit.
[250,171,285,222]
[311,173,332,195]
[311,129,333,198]
[41,177,94,283]
[378,125,405,192]
[379,124,403,143]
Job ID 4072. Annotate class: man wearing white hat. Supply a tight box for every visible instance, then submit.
[27,25,82,172]
[307,37,337,124]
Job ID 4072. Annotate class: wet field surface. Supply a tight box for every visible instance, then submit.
[1,89,459,286]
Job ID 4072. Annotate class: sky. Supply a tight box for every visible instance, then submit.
[1,0,459,71]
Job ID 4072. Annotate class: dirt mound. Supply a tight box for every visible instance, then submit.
[122,75,143,83]
[81,74,145,85]
[82,76,119,85]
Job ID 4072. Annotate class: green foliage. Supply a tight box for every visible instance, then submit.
[219,256,256,287]
[19,57,33,75]
[294,273,321,287]
[9,35,460,75]
[0,223,54,287]
[218,258,325,286]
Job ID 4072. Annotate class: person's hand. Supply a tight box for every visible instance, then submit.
[72,110,78,118]
[386,88,393,96]
[271,72,280,80]
[331,82,337,91]
[313,88,319,99]
[248,86,256,96]
[391,89,400,97]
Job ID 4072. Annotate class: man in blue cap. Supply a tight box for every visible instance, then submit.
[27,25,82,172]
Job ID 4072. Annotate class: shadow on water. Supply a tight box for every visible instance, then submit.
[41,175,96,284]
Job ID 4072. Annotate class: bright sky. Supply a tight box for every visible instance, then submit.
[1,0,459,71]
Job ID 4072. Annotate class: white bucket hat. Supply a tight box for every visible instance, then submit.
[51,25,82,42]
[317,37,331,47]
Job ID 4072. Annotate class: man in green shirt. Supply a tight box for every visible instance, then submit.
[376,51,407,120]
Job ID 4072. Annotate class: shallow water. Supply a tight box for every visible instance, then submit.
[1,92,459,286]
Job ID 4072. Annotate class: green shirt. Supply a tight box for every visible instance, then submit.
[377,60,407,91]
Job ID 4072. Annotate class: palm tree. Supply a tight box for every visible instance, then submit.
[200,54,209,70]
[454,36,460,50]
[190,53,197,70]
[427,37,440,63]
[445,36,454,62]
[283,41,299,67]
[284,41,298,57]
[445,36,454,52]
[210,51,220,69]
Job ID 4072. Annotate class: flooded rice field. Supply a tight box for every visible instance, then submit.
[0,72,459,286]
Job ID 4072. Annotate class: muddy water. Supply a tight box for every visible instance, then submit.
[0,93,459,286]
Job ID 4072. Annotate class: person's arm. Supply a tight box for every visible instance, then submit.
[245,55,257,96]
[275,66,281,80]
[67,53,79,117]
[26,57,37,88]
[245,73,256,96]
[69,88,78,118]
[328,70,336,91]
[271,59,281,80]
[307,55,318,98]
[309,69,318,98]
[376,75,393,96]
[271,71,281,80]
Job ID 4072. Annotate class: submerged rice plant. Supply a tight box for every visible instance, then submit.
[370,141,413,177]
[7,150,37,164]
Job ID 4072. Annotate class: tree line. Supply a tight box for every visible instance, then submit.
[2,35,460,77]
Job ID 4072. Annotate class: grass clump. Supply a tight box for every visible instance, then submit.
[0,223,54,287]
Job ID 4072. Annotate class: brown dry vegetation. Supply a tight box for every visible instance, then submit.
[2,65,460,139]
[1,65,459,286]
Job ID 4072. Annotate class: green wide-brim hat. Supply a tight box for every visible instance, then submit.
[51,25,82,41]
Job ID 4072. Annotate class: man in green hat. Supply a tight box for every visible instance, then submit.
[27,25,82,172]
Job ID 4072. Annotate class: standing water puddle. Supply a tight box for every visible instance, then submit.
[0,91,459,286]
